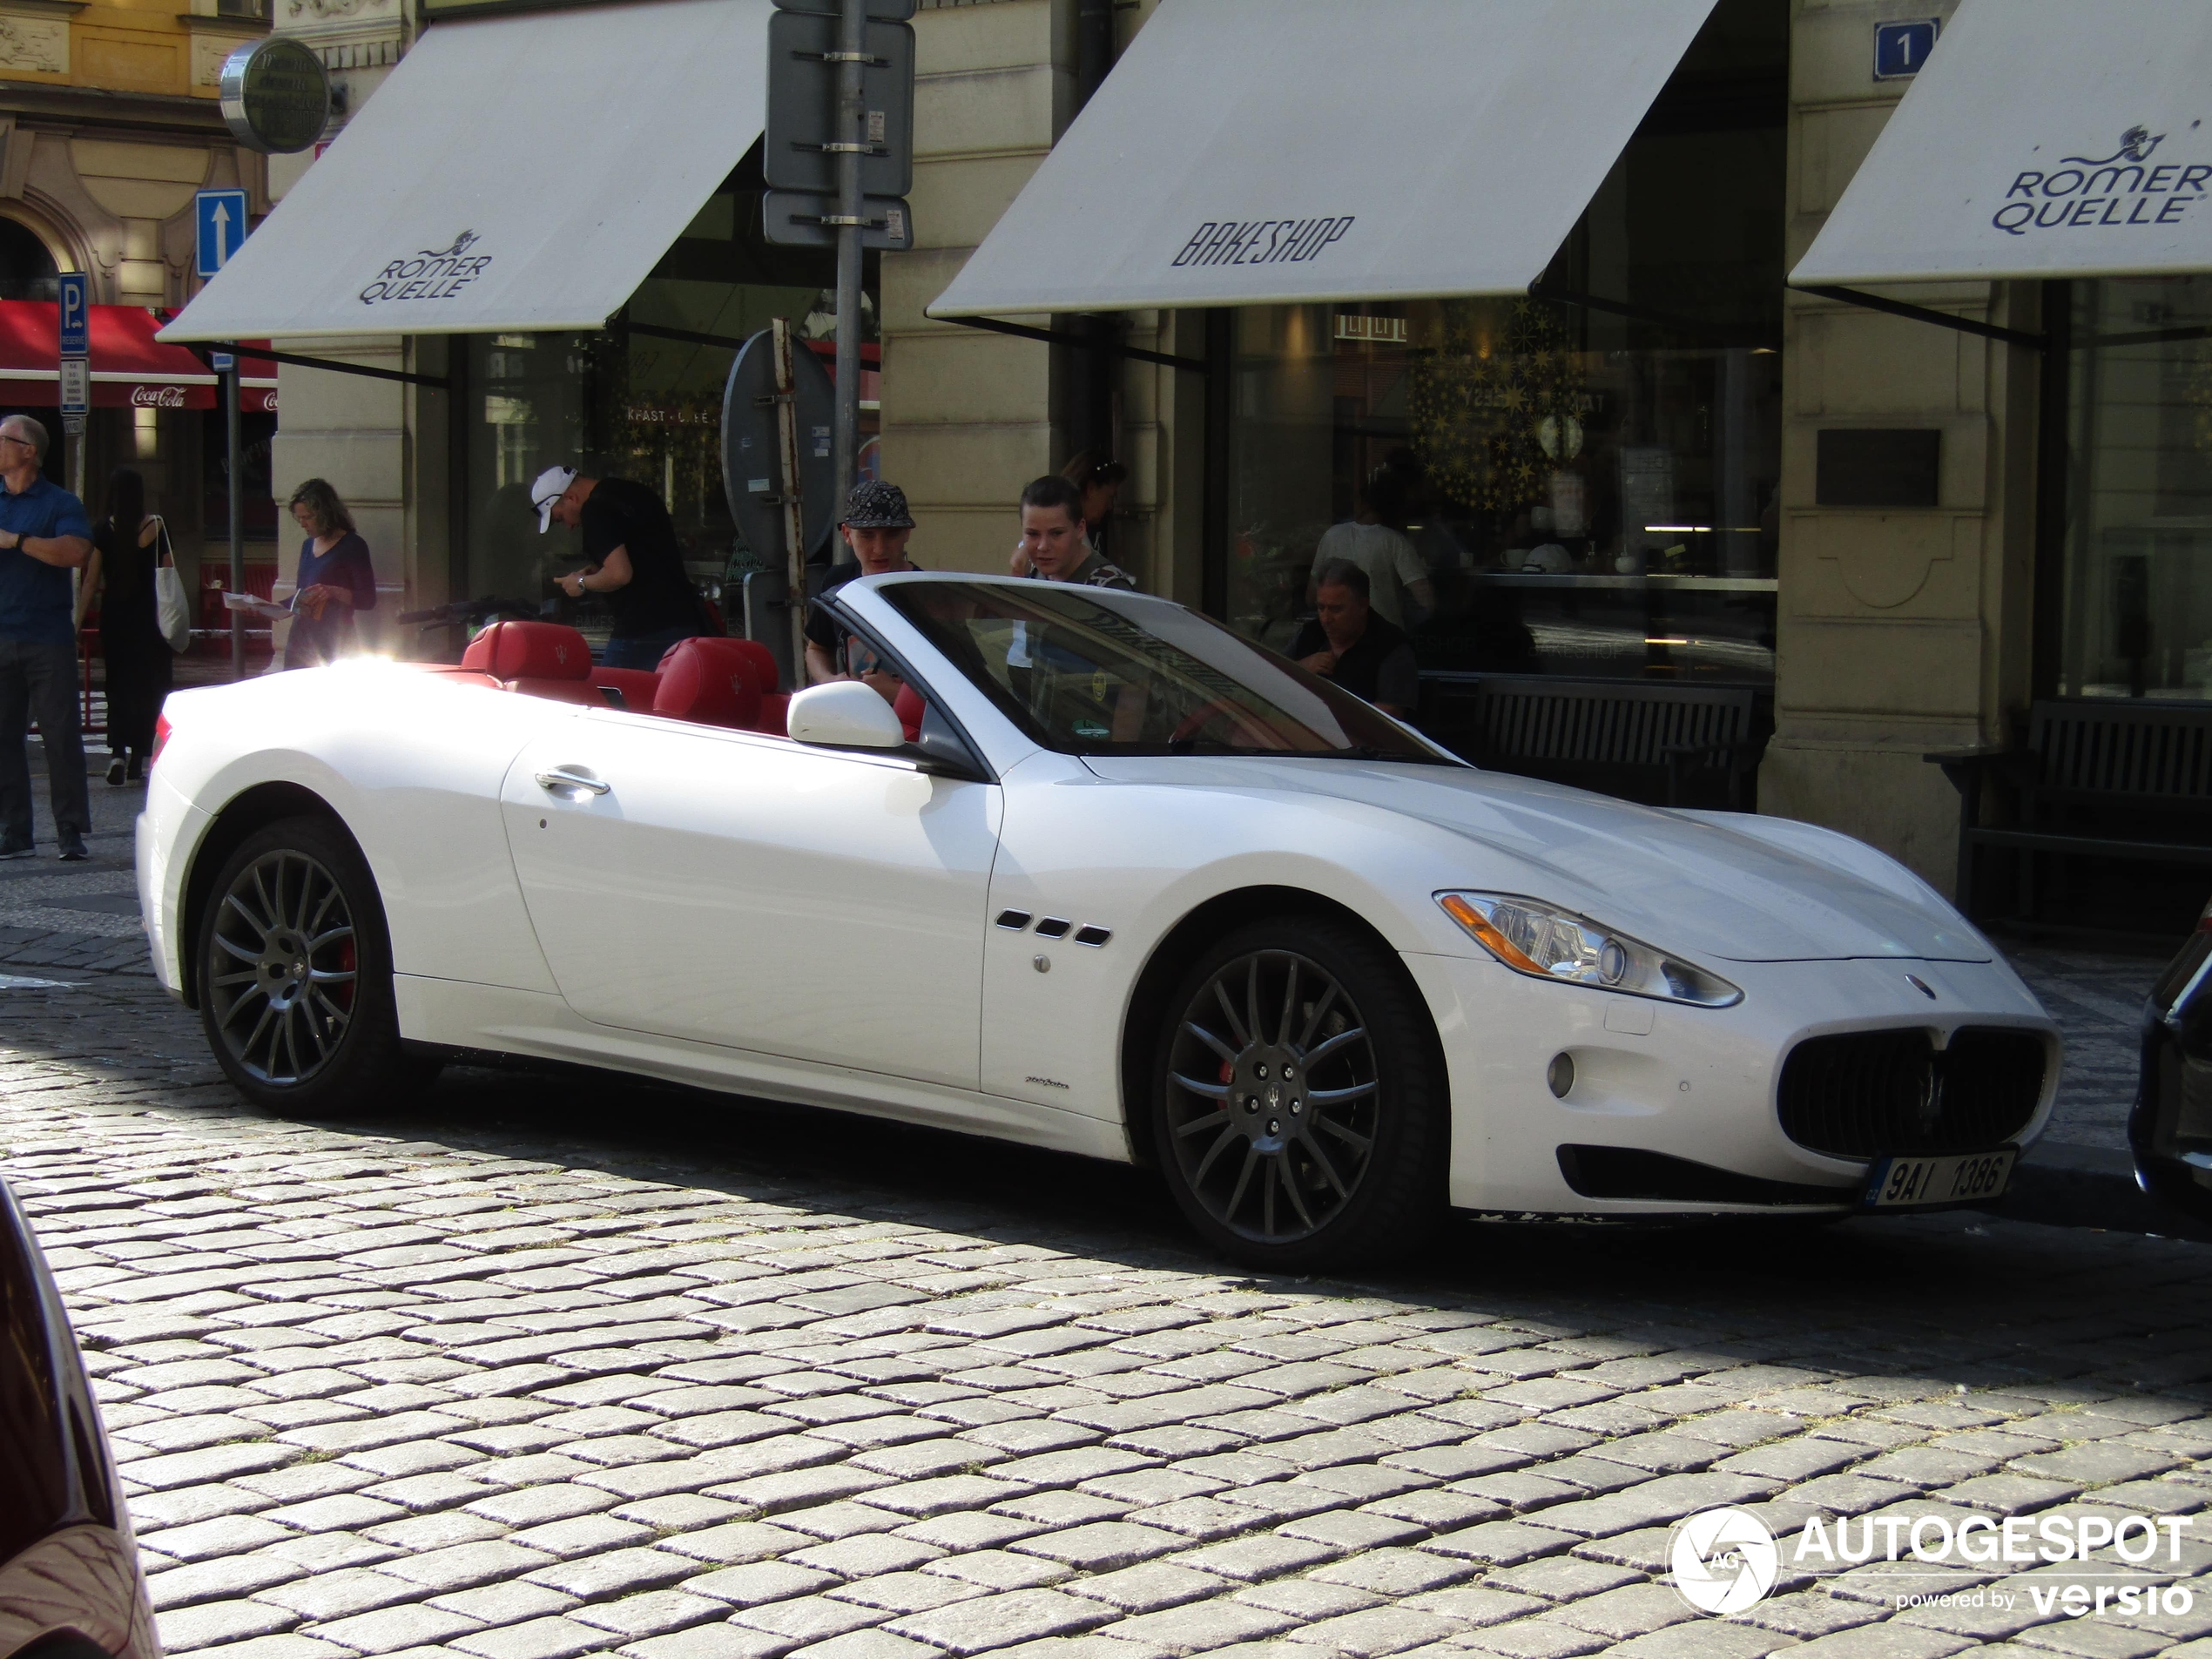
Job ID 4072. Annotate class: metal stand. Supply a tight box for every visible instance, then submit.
[772,318,809,690]
[227,364,244,681]
[832,0,865,501]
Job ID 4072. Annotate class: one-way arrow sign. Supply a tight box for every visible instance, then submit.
[196,188,249,279]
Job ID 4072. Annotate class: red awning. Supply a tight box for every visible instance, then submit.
[0,301,222,410]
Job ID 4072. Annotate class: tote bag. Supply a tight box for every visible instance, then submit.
[151,517,192,653]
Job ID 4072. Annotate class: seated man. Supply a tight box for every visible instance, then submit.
[805,480,920,704]
[1289,558,1419,719]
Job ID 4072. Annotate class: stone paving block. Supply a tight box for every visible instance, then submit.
[1775,1626,1975,1657]
[464,1484,619,1527]
[146,1552,306,1609]
[381,1540,559,1593]
[1534,1582,1692,1640]
[154,1595,304,1652]
[788,1633,941,1659]
[828,1571,988,1615]
[1232,1579,1379,1622]
[1278,1607,1462,1656]
[1057,1561,1227,1615]
[886,1588,1117,1655]
[527,1545,703,1600]
[254,1565,421,1621]
[685,1559,844,1608]
[1936,1475,2086,1516]
[304,1600,489,1654]
[1399,1587,1545,1628]
[1452,1615,1610,1658]
[1279,1509,1427,1552]
[427,1581,582,1624]
[923,1550,1072,1591]
[448,1615,612,1659]
[1602,1617,1789,1657]
[568,1589,735,1639]
[2011,1443,2186,1487]
[1420,1521,1580,1566]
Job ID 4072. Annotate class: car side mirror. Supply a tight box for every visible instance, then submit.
[787,680,907,752]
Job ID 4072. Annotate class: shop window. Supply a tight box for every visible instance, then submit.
[1217,0,1785,686]
[457,162,876,649]
[2056,277,2212,699]
[202,409,277,543]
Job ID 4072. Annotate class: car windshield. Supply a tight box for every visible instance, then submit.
[880,581,1457,763]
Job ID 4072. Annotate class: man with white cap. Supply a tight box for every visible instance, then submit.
[531,464,707,670]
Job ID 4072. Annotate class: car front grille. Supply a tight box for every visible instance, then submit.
[1778,1028,2047,1158]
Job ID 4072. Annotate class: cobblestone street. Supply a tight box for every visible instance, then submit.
[1,755,2209,1658]
[5,960,2212,1659]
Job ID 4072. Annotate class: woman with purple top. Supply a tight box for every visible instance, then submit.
[283,478,377,669]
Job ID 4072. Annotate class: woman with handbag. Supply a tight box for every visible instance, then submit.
[75,467,174,786]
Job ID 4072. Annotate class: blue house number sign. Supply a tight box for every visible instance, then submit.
[1874,18,1939,81]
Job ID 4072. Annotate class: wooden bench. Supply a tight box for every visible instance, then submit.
[1419,673,1769,810]
[1928,698,2212,924]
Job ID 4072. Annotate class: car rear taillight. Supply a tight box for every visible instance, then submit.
[149,712,172,772]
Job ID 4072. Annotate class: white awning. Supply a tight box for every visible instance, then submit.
[159,0,772,343]
[1793,0,2212,287]
[927,0,1719,320]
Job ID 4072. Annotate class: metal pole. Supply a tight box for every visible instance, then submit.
[831,0,865,500]
[772,318,808,691]
[227,364,243,681]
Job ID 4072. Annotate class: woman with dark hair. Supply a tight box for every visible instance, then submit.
[74,466,172,785]
[284,477,377,668]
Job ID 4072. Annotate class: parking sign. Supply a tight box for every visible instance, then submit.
[57,272,86,359]
[195,188,249,278]
[57,272,86,417]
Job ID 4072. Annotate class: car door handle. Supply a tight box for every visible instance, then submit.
[536,767,610,796]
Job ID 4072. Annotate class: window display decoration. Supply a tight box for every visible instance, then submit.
[1408,300,1586,513]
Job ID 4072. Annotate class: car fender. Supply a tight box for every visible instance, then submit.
[152,667,566,999]
[979,754,1535,1129]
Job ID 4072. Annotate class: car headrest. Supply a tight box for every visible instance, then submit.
[653,637,765,729]
[462,620,593,682]
[664,634,779,698]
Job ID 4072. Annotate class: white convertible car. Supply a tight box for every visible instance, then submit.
[138,574,2059,1267]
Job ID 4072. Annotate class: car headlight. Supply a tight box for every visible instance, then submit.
[1436,892,1742,1008]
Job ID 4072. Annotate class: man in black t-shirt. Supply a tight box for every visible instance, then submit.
[534,465,707,670]
[804,480,920,702]
[1288,558,1420,718]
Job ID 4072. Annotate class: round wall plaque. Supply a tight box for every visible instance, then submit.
[219,37,332,155]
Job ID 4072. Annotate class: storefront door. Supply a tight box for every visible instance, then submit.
[497,712,1001,1089]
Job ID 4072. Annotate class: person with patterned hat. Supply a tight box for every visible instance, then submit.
[804,480,921,698]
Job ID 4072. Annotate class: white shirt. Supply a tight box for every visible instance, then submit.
[1312,522,1429,628]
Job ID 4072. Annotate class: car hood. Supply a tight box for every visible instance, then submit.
[1081,756,1992,964]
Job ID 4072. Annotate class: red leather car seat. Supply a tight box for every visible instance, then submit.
[461,620,592,682]
[652,637,765,729]
[893,684,927,743]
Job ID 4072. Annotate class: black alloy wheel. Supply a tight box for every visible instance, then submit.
[197,816,435,1116]
[1153,917,1447,1269]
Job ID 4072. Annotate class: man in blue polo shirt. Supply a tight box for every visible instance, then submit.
[0,415,94,860]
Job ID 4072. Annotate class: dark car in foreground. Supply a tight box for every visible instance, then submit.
[2134,901,2212,1226]
[0,1177,158,1659]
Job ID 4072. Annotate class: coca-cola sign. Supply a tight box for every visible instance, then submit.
[130,385,189,409]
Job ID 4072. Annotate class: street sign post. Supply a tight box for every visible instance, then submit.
[764,0,914,522]
[192,192,252,677]
[56,272,86,509]
[195,189,249,278]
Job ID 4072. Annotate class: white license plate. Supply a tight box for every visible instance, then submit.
[1865,1148,2016,1209]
